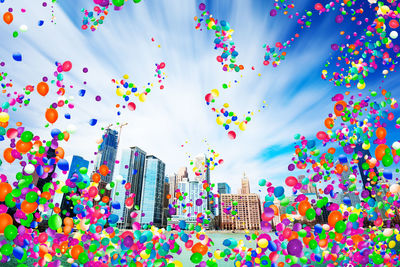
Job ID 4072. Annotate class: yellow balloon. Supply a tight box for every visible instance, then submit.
[173,261,183,267]
[216,117,224,125]
[116,88,124,97]
[126,90,131,95]
[0,112,9,123]
[211,89,219,98]
[389,240,396,248]
[139,93,147,102]
[140,250,150,259]
[223,103,229,108]
[357,82,365,90]
[258,238,268,248]
[44,254,52,262]
[214,250,222,260]
[239,122,247,131]
[123,74,129,79]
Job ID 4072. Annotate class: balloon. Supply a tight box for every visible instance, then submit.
[45,108,58,124]
[63,131,70,141]
[71,245,84,260]
[37,82,49,96]
[4,224,18,240]
[375,144,389,161]
[298,201,311,216]
[55,147,65,159]
[16,140,33,154]
[227,131,236,140]
[285,176,298,187]
[274,186,284,197]
[0,112,9,123]
[0,213,13,233]
[48,214,62,230]
[3,12,13,24]
[190,252,203,264]
[12,53,22,62]
[328,210,343,227]
[62,61,72,72]
[21,200,38,214]
[78,252,89,264]
[191,242,208,256]
[112,0,125,7]
[128,102,136,111]
[99,165,109,176]
[92,173,101,183]
[0,182,12,201]
[376,127,387,139]
[335,220,346,233]
[287,239,303,257]
[26,191,38,203]
[305,208,316,220]
[20,131,33,142]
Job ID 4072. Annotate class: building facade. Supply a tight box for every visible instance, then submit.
[140,155,166,227]
[218,183,231,194]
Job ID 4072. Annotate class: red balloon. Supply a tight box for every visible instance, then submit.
[62,61,72,72]
[285,176,298,187]
[228,131,236,140]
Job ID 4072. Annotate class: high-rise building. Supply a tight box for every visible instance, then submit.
[218,183,231,194]
[162,177,170,228]
[94,129,118,202]
[114,147,147,229]
[220,194,261,230]
[168,173,177,203]
[354,143,378,194]
[60,155,89,219]
[140,155,166,227]
[239,173,250,194]
[177,167,188,183]
[193,154,210,183]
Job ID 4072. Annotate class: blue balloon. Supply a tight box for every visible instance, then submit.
[89,119,97,126]
[274,186,284,198]
[268,240,277,251]
[13,53,22,62]
[38,20,44,26]
[223,239,231,247]
[64,113,71,119]
[108,214,119,224]
[383,171,392,180]
[343,197,352,206]
[78,90,86,97]
[181,233,189,242]
[338,155,348,164]
[51,128,61,138]
[36,165,44,176]
[306,140,316,149]
[57,159,69,171]
[13,246,24,260]
[178,220,186,230]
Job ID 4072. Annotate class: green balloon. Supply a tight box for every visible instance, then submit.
[1,243,13,255]
[133,0,141,3]
[305,208,316,220]
[112,0,125,7]
[5,193,16,208]
[48,214,62,230]
[308,239,318,250]
[335,220,346,234]
[190,252,203,264]
[26,191,38,203]
[382,154,393,167]
[78,252,89,264]
[20,131,33,142]
[4,224,18,240]
[349,213,358,222]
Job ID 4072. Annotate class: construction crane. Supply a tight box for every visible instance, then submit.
[117,122,128,145]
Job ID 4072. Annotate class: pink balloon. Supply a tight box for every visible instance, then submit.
[128,102,136,111]
[285,176,298,187]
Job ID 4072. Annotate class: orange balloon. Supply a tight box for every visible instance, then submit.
[3,12,13,25]
[334,101,347,116]
[99,165,109,176]
[63,131,70,141]
[92,173,101,183]
[55,147,65,159]
[335,164,343,174]
[64,225,72,235]
[3,147,15,163]
[0,213,13,233]
[70,245,84,259]
[0,121,9,128]
[37,82,49,96]
[191,242,208,256]
[64,217,74,227]
[375,144,389,161]
[328,210,343,227]
[102,196,110,203]
[45,108,58,124]
[324,117,334,129]
[59,241,68,254]
[0,182,12,202]
[376,127,387,139]
[21,200,38,214]
[16,140,33,154]
[41,191,51,200]
[298,200,311,216]
[328,147,336,154]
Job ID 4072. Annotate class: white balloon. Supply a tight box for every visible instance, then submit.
[390,31,398,39]
[24,164,35,174]
[67,124,77,134]
[19,24,28,32]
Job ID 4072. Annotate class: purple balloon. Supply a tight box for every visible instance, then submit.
[270,9,277,17]
[335,15,344,24]
[287,239,303,257]
[99,0,109,7]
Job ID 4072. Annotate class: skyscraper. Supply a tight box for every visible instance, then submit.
[162,177,170,228]
[115,147,147,229]
[218,183,231,194]
[94,129,118,202]
[60,155,89,219]
[140,155,165,227]
[239,173,250,194]
[193,154,210,183]
[177,167,188,183]
[168,173,178,203]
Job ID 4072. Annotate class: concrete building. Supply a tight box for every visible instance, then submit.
[238,173,250,194]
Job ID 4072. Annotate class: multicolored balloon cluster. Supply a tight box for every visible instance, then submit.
[195,3,244,72]
[111,62,166,116]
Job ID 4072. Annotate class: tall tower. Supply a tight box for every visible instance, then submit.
[239,173,250,194]
[140,155,166,227]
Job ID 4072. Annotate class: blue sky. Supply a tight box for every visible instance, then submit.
[0,0,399,194]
